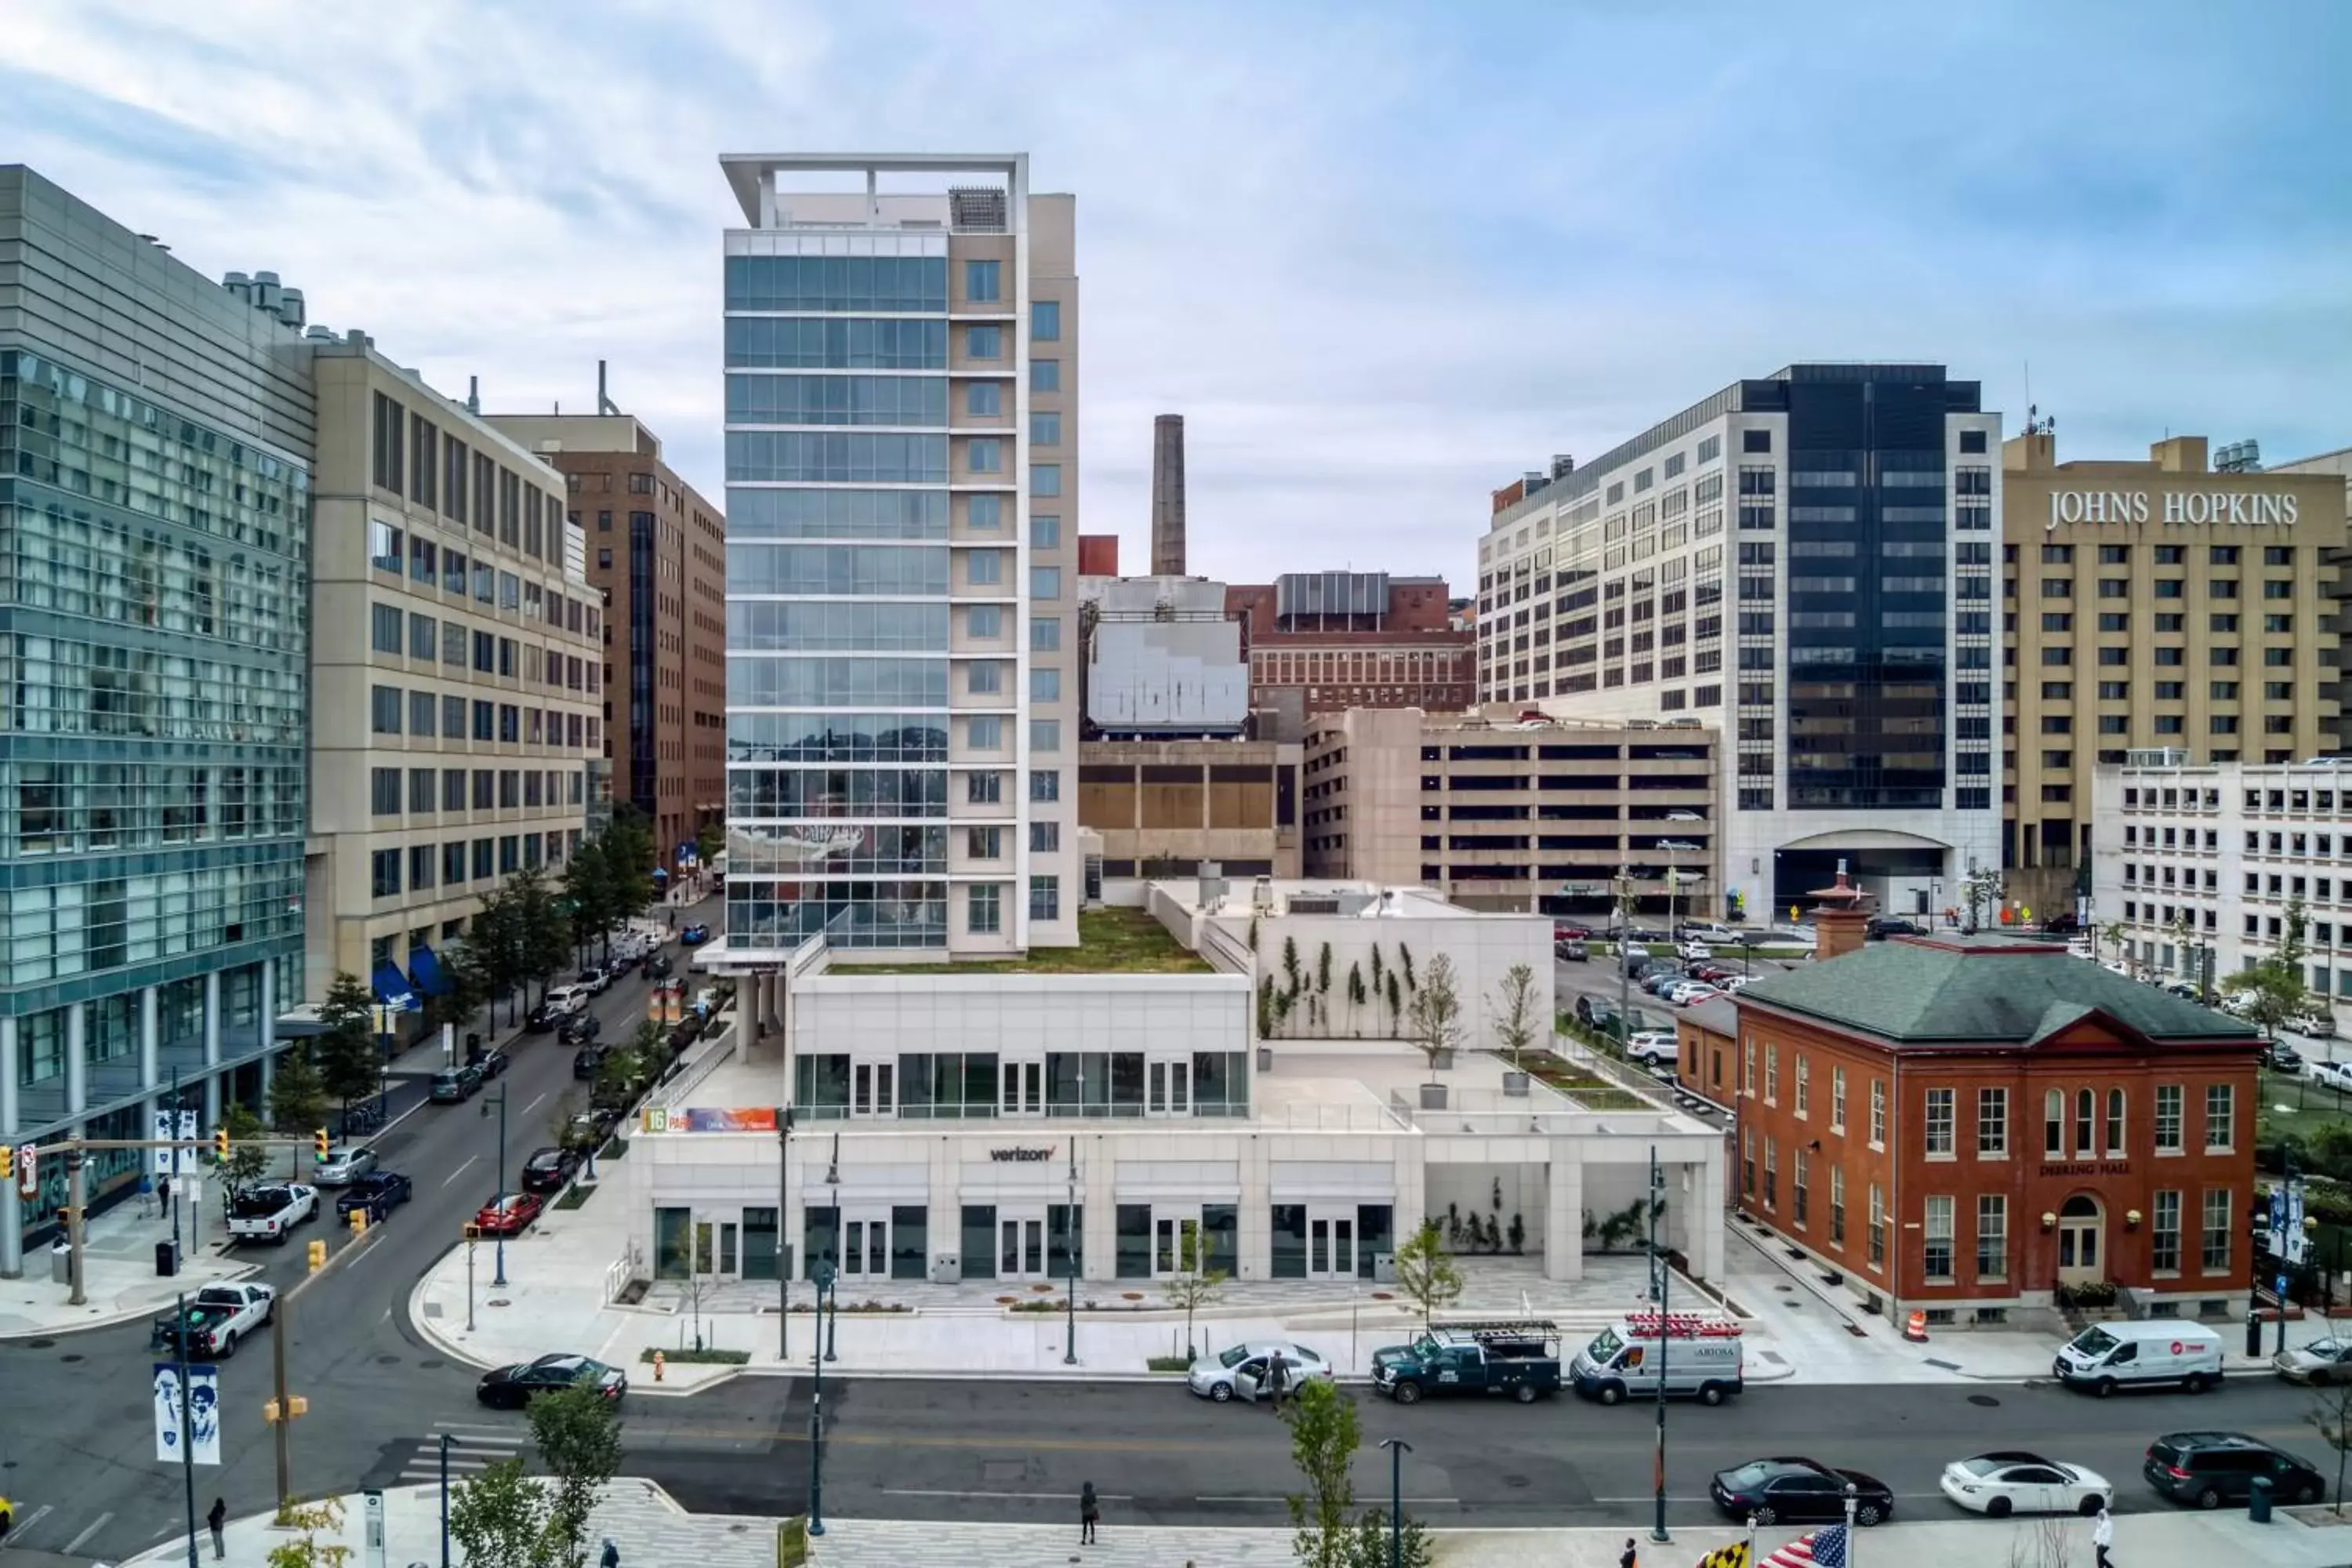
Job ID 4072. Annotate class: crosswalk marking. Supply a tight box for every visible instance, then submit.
[397,1421,528,1484]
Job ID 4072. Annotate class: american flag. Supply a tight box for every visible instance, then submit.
[1761,1524,1848,1568]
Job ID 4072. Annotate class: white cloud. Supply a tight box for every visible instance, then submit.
[2,0,2346,596]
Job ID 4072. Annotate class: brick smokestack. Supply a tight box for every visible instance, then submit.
[1151,413,1186,575]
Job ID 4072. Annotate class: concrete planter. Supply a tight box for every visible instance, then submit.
[1419,1083,1449,1110]
[1501,1071,1530,1097]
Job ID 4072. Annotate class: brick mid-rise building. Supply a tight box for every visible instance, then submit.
[1227,571,1473,716]
[1710,928,2259,1330]
[488,410,726,873]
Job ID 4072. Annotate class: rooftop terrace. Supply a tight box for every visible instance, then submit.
[827,908,1214,977]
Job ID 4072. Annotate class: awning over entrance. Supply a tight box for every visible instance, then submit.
[370,962,419,1011]
[407,945,452,996]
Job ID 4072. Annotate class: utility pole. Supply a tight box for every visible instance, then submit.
[176,1288,197,1568]
[1378,1438,1412,1568]
[270,1219,381,1504]
[775,1105,793,1361]
[1649,1143,1670,1548]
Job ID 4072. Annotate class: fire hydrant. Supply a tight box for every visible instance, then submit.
[652,1350,665,1383]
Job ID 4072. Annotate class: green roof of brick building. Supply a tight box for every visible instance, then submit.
[1739,935,2260,1047]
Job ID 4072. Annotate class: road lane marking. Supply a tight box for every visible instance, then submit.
[523,1092,546,1116]
[62,1512,113,1553]
[440,1154,481,1190]
[6,1504,54,1543]
[1200,1496,1457,1505]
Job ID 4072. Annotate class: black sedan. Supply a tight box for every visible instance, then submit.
[1711,1457,1894,1528]
[466,1046,511,1080]
[334,1171,413,1222]
[476,1352,627,1409]
[572,1044,608,1080]
[524,1004,559,1035]
[560,1013,603,1048]
[680,922,711,946]
[520,1145,581,1194]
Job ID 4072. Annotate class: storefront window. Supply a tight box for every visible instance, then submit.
[1110,1054,1145,1115]
[1193,1051,1250,1116]
[1356,1205,1394,1279]
[794,1054,850,1116]
[898,1052,1000,1119]
[1201,1204,1239,1276]
[1115,1203,1152,1278]
[742,1207,779,1281]
[654,1207,693,1281]
[1048,1204,1083,1278]
[960,1205,996,1279]
[1047,1052,1112,1116]
[804,1206,840,1280]
[891,1205,927,1280]
[1270,1205,1308,1278]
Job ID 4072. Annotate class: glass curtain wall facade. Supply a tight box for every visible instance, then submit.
[0,168,312,1265]
[720,154,1080,956]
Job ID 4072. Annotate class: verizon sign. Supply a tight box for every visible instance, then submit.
[2047,489,2300,530]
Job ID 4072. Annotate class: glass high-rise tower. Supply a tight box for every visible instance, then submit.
[719,154,1080,957]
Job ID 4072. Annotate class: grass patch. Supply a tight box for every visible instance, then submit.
[1146,1355,1192,1373]
[2258,1069,2352,1152]
[831,908,1211,976]
[1512,1048,1658,1112]
[639,1346,750,1366]
[553,1184,595,1210]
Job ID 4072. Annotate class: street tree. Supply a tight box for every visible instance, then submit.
[2222,959,2307,1041]
[1488,961,1540,1068]
[312,971,381,1122]
[528,1383,624,1568]
[1345,1508,1432,1568]
[1160,1221,1228,1359]
[507,866,574,1006]
[2100,919,2127,965]
[448,1455,551,1568]
[695,820,724,866]
[473,882,529,1029]
[1403,953,1465,1083]
[426,939,492,1037]
[267,1043,329,1137]
[264,1496,354,1568]
[1282,1377,1359,1568]
[2312,1353,2352,1516]
[220,1102,270,1196]
[1391,1218,1461,1330]
[561,837,612,962]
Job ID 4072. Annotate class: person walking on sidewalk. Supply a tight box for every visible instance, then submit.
[1618,1538,1638,1568]
[1080,1480,1099,1544]
[207,1497,227,1559]
[2092,1502,2114,1567]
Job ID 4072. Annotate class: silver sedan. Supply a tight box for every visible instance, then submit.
[313,1145,376,1186]
[1186,1342,1334,1403]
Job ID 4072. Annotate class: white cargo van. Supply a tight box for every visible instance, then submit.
[2052,1320,2224,1396]
[1570,1313,1744,1406]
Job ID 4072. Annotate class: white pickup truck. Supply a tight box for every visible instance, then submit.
[227,1182,319,1244]
[151,1280,278,1357]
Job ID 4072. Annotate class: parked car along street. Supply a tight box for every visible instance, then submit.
[1186,1341,1334,1403]
[1711,1457,1895,1526]
[2143,1431,2325,1508]
[2274,1337,2352,1385]
[473,1192,546,1236]
[430,1065,484,1102]
[475,1352,626,1409]
[1938,1452,2111,1517]
[520,1145,582,1194]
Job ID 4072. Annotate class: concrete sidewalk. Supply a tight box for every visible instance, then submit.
[0,1181,257,1338]
[120,1479,2352,1568]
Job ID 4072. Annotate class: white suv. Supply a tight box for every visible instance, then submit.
[1626,1029,1678,1065]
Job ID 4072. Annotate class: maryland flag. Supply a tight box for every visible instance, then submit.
[1694,1544,1751,1568]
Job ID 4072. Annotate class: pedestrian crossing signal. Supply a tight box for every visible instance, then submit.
[1694,1544,1751,1568]
[214,1127,230,1160]
[314,1127,330,1161]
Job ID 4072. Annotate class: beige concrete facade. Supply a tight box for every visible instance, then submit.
[1301,707,1720,917]
[307,348,603,996]
[2002,432,2349,915]
[1076,739,1301,884]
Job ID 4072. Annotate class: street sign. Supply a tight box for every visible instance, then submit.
[154,1362,221,1465]
[16,1143,35,1200]
[363,1488,387,1568]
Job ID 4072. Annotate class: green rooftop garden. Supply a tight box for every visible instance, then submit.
[830,907,1213,976]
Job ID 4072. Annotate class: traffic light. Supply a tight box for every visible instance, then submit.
[307,1239,327,1272]
[313,1127,330,1161]
[213,1127,230,1161]
[348,1207,368,1233]
[0,1145,10,1181]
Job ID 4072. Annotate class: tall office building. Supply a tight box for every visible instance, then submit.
[0,169,313,1271]
[307,350,604,1005]
[488,407,728,873]
[1475,363,2002,920]
[718,154,1080,956]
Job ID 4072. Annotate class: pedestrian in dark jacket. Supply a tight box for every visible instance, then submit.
[1265,1355,1288,1411]
[207,1497,227,1559]
[1619,1538,1638,1568]
[1080,1480,1099,1544]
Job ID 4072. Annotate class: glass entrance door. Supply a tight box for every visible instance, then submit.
[1000,1216,1046,1279]
[840,1213,891,1279]
[1307,1211,1356,1280]
[1154,1207,1202,1278]
[1001,1060,1041,1116]
[1148,1060,1190,1116]
[852,1062,895,1117]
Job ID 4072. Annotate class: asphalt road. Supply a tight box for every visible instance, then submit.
[0,926,701,1564]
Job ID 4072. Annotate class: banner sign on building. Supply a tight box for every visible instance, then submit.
[639,1106,783,1135]
[151,1109,176,1177]
[177,1109,199,1177]
[154,1362,222,1465]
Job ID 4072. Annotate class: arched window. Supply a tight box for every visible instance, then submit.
[2045,1089,2064,1156]
[2105,1088,2125,1156]
[2075,1088,2096,1155]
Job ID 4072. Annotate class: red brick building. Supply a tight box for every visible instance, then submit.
[1709,930,2261,1329]
[1225,571,1474,716]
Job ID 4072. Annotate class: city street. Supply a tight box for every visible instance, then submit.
[0,922,704,1564]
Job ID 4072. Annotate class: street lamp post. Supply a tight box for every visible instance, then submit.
[1064,1138,1080,1366]
[1647,1144,1670,1547]
[824,1135,840,1363]
[1616,866,1634,1043]
[481,1085,510,1287]
[439,1432,453,1568]
[1377,1438,1413,1568]
[774,1105,793,1362]
[808,1260,836,1536]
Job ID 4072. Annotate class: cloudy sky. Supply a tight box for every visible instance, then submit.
[3,1,2347,589]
